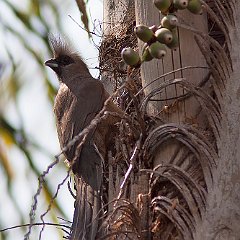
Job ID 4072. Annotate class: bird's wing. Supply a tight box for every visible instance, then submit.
[54,79,106,161]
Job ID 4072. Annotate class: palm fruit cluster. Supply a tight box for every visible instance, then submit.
[154,0,202,15]
[121,0,202,67]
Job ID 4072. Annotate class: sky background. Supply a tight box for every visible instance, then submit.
[0,0,103,239]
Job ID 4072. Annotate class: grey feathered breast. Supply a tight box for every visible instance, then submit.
[54,77,106,162]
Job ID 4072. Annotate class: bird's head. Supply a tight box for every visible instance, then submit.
[45,36,90,81]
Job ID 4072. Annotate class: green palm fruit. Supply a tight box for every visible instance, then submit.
[149,42,167,59]
[161,14,178,30]
[155,28,173,44]
[142,46,154,62]
[173,0,189,9]
[187,0,202,14]
[121,47,141,67]
[154,0,172,12]
[134,25,154,43]
[166,29,179,50]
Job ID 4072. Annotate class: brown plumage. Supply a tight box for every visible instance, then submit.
[45,37,122,240]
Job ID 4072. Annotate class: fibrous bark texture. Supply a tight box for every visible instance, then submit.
[99,0,240,239]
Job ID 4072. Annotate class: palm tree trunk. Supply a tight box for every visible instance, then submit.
[101,0,240,239]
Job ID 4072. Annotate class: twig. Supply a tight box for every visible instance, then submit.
[57,217,72,224]
[39,170,70,240]
[24,156,61,240]
[54,83,132,173]
[115,136,142,203]
[68,15,102,37]
[137,66,208,97]
[0,222,71,233]
[125,66,209,112]
[67,179,76,199]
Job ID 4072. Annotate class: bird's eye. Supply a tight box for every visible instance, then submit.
[58,55,75,66]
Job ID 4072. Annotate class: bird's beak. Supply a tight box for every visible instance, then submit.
[45,59,58,69]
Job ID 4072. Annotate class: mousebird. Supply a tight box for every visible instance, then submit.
[45,37,123,240]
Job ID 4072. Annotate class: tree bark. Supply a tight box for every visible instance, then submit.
[102,0,240,239]
[195,2,240,239]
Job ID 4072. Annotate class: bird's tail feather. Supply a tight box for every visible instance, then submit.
[70,144,103,240]
[70,180,101,240]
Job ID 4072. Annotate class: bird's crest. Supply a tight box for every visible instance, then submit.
[49,35,81,61]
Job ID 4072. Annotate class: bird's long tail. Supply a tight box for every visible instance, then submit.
[70,144,103,240]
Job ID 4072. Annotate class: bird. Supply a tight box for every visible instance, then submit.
[45,36,123,240]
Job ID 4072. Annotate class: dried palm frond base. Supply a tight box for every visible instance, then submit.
[94,70,218,240]
[98,199,141,240]
[79,1,233,239]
